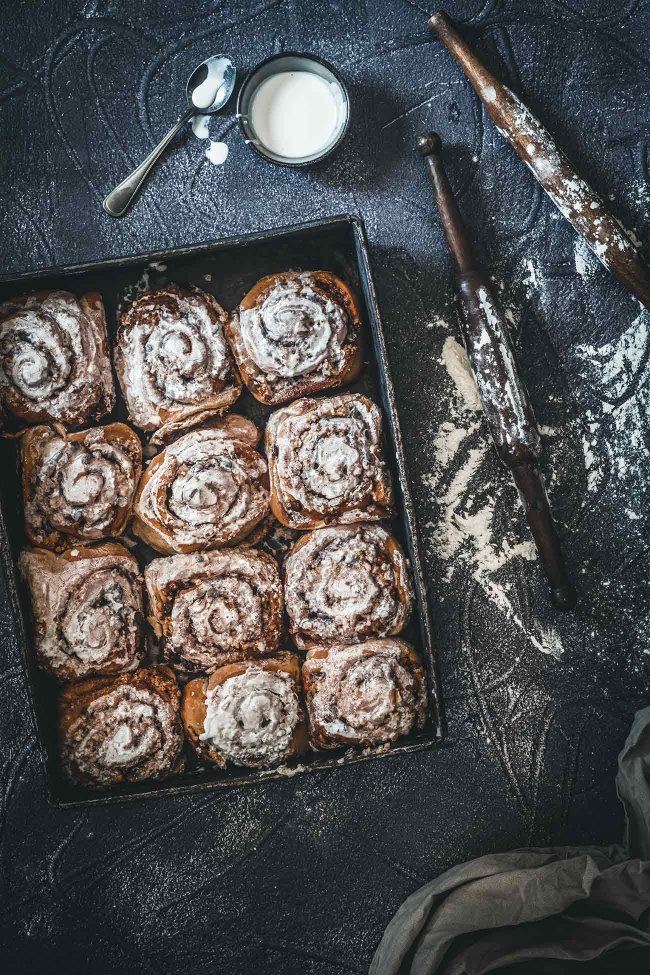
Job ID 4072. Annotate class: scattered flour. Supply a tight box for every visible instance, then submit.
[574,238,598,280]
[423,329,565,659]
[440,337,482,412]
[575,309,650,493]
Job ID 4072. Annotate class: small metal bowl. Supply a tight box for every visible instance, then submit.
[237,52,350,168]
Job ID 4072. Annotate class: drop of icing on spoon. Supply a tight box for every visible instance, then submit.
[191,60,227,110]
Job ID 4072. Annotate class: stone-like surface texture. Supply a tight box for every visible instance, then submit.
[1,1,650,972]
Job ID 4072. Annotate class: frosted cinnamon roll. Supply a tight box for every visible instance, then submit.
[115,284,241,444]
[285,524,412,650]
[58,666,184,787]
[0,290,114,426]
[302,639,427,749]
[21,423,142,551]
[20,543,143,682]
[226,271,363,405]
[266,393,393,529]
[133,415,269,554]
[145,548,283,673]
[182,655,307,768]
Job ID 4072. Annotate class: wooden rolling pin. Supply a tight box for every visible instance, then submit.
[418,132,576,609]
[429,10,650,310]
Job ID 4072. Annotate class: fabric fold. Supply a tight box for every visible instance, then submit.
[371,706,650,975]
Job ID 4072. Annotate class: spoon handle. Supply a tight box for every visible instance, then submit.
[103,108,194,218]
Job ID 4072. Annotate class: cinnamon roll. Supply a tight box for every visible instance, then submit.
[21,423,142,552]
[145,548,283,673]
[285,524,412,650]
[226,271,363,405]
[0,290,114,426]
[302,639,427,749]
[182,654,307,768]
[20,543,144,682]
[133,415,269,554]
[58,666,184,787]
[266,393,394,529]
[115,284,241,444]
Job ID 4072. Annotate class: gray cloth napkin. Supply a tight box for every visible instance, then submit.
[370,706,650,975]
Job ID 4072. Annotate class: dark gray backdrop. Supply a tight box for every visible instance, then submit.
[1,1,649,972]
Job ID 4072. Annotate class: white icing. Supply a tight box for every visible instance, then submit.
[304,641,425,746]
[64,683,180,785]
[200,666,298,767]
[269,394,391,525]
[238,274,348,380]
[136,426,268,551]
[100,701,155,766]
[249,71,341,159]
[192,114,210,139]
[145,549,281,670]
[191,59,229,110]
[0,290,114,424]
[284,524,411,646]
[25,427,138,543]
[117,286,232,431]
[205,140,228,165]
[20,548,142,679]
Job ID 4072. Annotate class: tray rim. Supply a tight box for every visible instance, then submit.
[0,212,446,808]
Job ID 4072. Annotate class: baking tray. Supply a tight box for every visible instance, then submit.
[0,214,445,807]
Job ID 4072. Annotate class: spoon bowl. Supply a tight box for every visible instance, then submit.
[103,54,236,217]
[188,56,236,114]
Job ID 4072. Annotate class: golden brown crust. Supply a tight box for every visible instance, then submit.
[302,639,427,750]
[284,523,412,650]
[144,547,284,673]
[132,419,269,555]
[115,284,241,443]
[21,423,142,552]
[265,393,394,530]
[182,653,308,768]
[225,271,363,406]
[58,666,184,787]
[20,542,144,682]
[0,289,115,426]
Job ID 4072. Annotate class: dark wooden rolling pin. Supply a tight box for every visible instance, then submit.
[428,10,650,310]
[418,132,576,610]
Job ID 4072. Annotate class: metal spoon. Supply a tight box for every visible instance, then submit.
[103,55,236,218]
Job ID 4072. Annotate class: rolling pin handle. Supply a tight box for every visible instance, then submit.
[417,132,443,157]
[417,132,476,275]
[511,462,577,611]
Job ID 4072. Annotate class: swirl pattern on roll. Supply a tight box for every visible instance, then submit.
[145,548,283,672]
[21,424,142,552]
[133,416,269,554]
[0,290,115,426]
[182,657,303,768]
[285,524,412,649]
[302,639,427,748]
[20,543,143,682]
[226,271,362,405]
[58,667,184,787]
[115,284,241,442]
[266,393,393,529]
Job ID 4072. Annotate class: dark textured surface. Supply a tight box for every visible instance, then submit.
[1,2,650,972]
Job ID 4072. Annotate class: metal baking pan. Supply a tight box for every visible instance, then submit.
[0,214,445,807]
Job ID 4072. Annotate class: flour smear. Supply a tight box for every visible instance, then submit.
[423,325,564,659]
